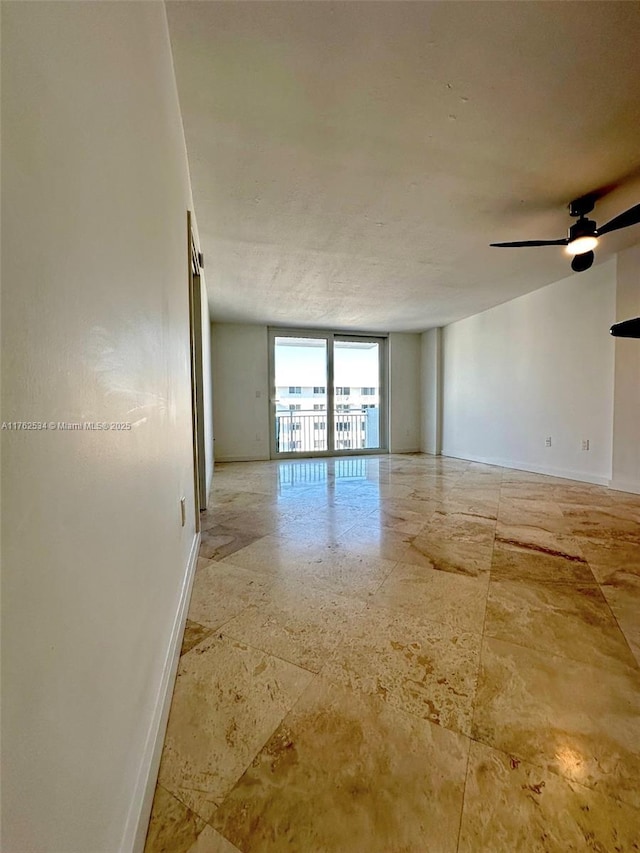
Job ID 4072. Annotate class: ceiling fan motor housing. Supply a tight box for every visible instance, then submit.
[569,217,597,241]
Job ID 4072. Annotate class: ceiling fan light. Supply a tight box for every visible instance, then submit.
[566,235,598,256]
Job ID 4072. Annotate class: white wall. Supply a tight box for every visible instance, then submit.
[611,244,640,493]
[420,328,442,455]
[389,332,422,453]
[442,260,617,484]
[211,326,422,459]
[2,4,199,851]
[211,324,271,461]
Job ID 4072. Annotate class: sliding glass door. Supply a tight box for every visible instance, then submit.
[270,330,387,458]
[333,338,381,452]
[273,335,329,454]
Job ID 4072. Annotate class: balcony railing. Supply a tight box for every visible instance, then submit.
[275,409,379,453]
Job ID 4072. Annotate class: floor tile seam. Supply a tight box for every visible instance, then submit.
[409,505,440,532]
[207,669,325,823]
[308,520,368,544]
[216,627,324,678]
[220,545,397,593]
[184,597,282,653]
[565,528,640,548]
[478,631,640,682]
[414,509,497,541]
[572,550,609,585]
[495,513,584,531]
[201,518,285,537]
[190,565,322,635]
[357,593,487,642]
[168,649,324,823]
[456,462,500,851]
[480,626,640,676]
[355,551,411,594]
[196,556,281,588]
[154,781,201,820]
[464,730,640,813]
[488,578,633,644]
[219,616,337,676]
[468,507,502,759]
[202,496,275,516]
[199,817,244,853]
[201,512,283,529]
[222,535,390,566]
[454,721,474,853]
[488,577,602,590]
[382,551,494,584]
[149,780,241,853]
[489,572,601,586]
[432,510,500,524]
[178,626,215,658]
[319,659,479,742]
[356,521,438,538]
[574,531,640,551]
[228,564,381,606]
[217,576,374,617]
[154,780,215,837]
[492,538,590,565]
[486,577,617,604]
[203,533,279,563]
[598,577,640,606]
[595,584,640,673]
[313,655,477,744]
[318,592,482,738]
[334,540,496,573]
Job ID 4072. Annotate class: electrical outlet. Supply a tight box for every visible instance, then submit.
[180,497,186,527]
[545,436,552,447]
[582,439,590,451]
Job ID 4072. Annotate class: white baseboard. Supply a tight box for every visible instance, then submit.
[120,532,201,853]
[609,477,640,495]
[441,450,611,487]
[215,454,270,463]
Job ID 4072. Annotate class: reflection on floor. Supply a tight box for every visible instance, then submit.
[144,454,640,852]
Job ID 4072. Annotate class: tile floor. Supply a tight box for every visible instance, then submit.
[144,454,640,852]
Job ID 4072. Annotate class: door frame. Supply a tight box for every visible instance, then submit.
[187,212,207,525]
[268,327,389,460]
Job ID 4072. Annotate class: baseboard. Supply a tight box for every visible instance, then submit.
[609,477,640,495]
[389,447,421,455]
[441,450,611,487]
[215,454,270,463]
[120,532,201,853]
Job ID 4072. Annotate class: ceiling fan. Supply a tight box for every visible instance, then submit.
[490,195,640,272]
[611,317,640,339]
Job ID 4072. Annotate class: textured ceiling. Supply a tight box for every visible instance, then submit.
[166,1,640,332]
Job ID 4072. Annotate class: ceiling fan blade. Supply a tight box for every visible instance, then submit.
[571,250,595,272]
[610,317,640,339]
[597,202,640,236]
[490,239,568,248]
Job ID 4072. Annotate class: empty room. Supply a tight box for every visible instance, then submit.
[2,2,639,852]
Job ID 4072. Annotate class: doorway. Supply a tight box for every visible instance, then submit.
[269,329,388,458]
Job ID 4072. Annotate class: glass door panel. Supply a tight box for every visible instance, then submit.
[273,336,328,454]
[333,339,382,451]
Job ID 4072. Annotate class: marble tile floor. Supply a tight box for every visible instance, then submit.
[144,454,640,852]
